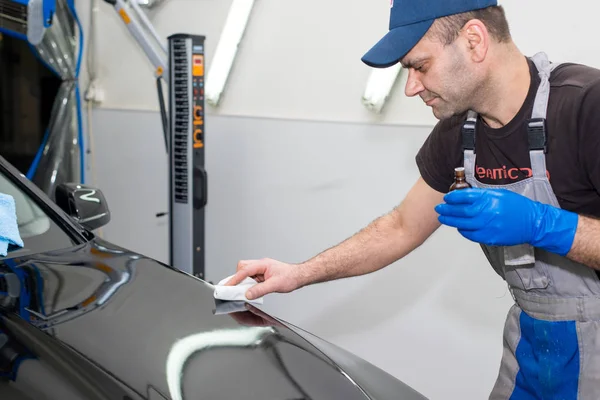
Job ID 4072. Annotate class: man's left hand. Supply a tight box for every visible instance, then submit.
[435,188,578,256]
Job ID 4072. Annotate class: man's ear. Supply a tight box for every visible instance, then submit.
[462,19,489,62]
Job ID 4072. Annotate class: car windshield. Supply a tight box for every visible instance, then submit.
[0,172,77,258]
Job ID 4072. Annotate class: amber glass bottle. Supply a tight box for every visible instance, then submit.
[449,167,472,191]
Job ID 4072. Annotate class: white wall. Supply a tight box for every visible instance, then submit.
[75,1,600,399]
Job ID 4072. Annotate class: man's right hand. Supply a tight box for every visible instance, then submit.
[224,258,304,300]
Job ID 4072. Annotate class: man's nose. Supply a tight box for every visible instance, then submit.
[404,69,424,97]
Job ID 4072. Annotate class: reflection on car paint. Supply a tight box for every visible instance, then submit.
[166,326,277,400]
[0,239,428,400]
[0,246,139,329]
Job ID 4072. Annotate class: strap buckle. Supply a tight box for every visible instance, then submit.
[527,118,547,153]
[462,119,476,152]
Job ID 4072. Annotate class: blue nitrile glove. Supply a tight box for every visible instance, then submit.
[435,188,579,256]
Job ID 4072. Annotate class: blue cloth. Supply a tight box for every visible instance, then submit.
[0,194,24,256]
[435,188,578,256]
[510,311,579,400]
[361,0,498,68]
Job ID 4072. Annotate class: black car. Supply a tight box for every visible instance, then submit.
[0,156,428,400]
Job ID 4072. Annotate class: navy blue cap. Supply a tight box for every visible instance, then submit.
[362,0,498,68]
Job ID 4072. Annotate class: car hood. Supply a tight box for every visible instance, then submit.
[0,238,427,400]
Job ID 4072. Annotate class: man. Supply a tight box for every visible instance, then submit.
[226,0,600,398]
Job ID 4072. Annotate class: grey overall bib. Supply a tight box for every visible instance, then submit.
[461,52,600,399]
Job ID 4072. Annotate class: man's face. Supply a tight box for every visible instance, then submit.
[401,34,478,120]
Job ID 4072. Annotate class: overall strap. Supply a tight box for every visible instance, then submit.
[528,52,561,179]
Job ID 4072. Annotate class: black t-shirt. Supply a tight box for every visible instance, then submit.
[416,57,600,218]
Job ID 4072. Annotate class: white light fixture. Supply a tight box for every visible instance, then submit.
[205,0,255,107]
[361,65,404,114]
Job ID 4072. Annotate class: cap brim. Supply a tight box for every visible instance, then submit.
[361,19,435,68]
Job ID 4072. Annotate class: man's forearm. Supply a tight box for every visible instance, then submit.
[567,215,600,270]
[291,177,443,289]
[295,208,422,287]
